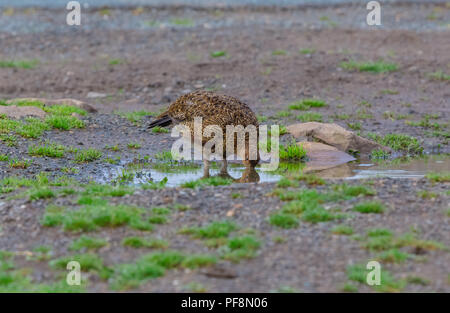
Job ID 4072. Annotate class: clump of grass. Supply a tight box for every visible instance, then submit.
[279,143,307,161]
[296,112,323,122]
[181,254,217,269]
[41,204,151,232]
[154,150,174,161]
[376,249,412,263]
[29,187,55,200]
[151,126,169,133]
[331,225,354,235]
[370,149,390,160]
[428,71,450,81]
[210,50,227,58]
[406,276,430,286]
[301,207,341,223]
[70,235,108,251]
[276,110,291,118]
[117,110,155,125]
[110,251,215,290]
[347,122,362,131]
[9,158,32,169]
[181,176,232,189]
[222,235,261,262]
[0,59,39,69]
[340,60,398,73]
[184,282,207,292]
[142,177,168,190]
[294,173,325,186]
[346,264,405,292]
[269,213,299,229]
[0,154,9,161]
[28,142,66,158]
[50,253,106,273]
[339,185,376,197]
[380,134,423,154]
[0,134,17,147]
[367,228,392,237]
[43,104,87,116]
[353,201,385,214]
[426,172,449,183]
[289,99,326,111]
[45,115,84,130]
[122,237,169,249]
[148,215,168,224]
[108,58,123,66]
[299,48,315,55]
[276,177,299,188]
[272,50,287,56]
[417,190,438,199]
[127,142,141,149]
[74,148,102,163]
[341,283,358,293]
[182,221,237,239]
[170,18,194,27]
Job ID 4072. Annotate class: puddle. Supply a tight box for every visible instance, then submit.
[98,155,449,187]
[99,163,281,187]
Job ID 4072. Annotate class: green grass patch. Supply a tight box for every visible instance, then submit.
[210,50,227,58]
[9,158,32,169]
[376,249,412,263]
[272,50,287,56]
[50,253,107,273]
[122,237,169,249]
[181,176,232,189]
[74,148,102,163]
[117,110,156,125]
[279,143,307,161]
[222,235,261,262]
[352,201,385,214]
[269,213,299,229]
[127,142,141,149]
[45,115,84,130]
[299,48,315,55]
[182,221,237,239]
[346,264,405,292]
[151,126,169,133]
[41,204,152,232]
[109,250,215,290]
[296,112,323,122]
[331,225,354,235]
[170,18,194,26]
[28,142,66,158]
[375,133,423,154]
[29,187,55,200]
[340,60,398,73]
[0,59,39,69]
[428,71,450,81]
[426,172,450,183]
[70,235,108,251]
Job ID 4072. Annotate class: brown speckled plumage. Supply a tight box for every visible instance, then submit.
[148,90,260,176]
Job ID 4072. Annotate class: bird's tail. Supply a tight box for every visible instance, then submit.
[148,113,172,129]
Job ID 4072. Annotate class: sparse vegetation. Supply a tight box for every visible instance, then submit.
[0,59,39,69]
[352,201,385,214]
[296,112,323,122]
[74,148,102,163]
[340,60,398,73]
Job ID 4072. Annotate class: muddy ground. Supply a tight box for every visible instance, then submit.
[0,2,449,292]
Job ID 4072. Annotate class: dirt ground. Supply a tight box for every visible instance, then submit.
[0,2,449,292]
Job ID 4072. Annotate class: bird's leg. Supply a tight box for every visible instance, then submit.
[219,159,228,175]
[202,158,210,178]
